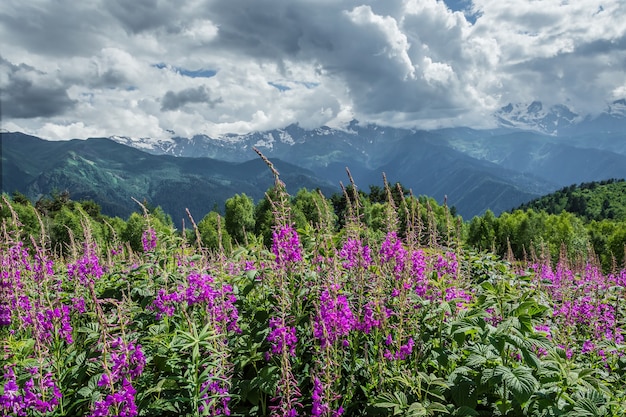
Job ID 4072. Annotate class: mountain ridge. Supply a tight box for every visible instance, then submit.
[3,105,626,224]
[1,133,337,226]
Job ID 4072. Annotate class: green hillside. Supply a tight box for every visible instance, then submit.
[515,179,626,221]
[1,132,337,226]
[466,179,626,270]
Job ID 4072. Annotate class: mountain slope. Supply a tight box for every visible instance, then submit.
[5,114,626,222]
[1,132,337,225]
[441,130,626,187]
[515,179,626,221]
[373,132,553,216]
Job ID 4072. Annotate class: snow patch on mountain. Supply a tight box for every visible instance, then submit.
[107,100,626,157]
[110,135,175,151]
[495,101,582,135]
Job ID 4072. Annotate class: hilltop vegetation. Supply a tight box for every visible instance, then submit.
[516,179,626,221]
[4,176,626,273]
[466,179,626,271]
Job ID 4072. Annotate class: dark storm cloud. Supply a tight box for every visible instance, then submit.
[205,0,313,59]
[104,0,182,34]
[205,0,473,119]
[161,86,222,111]
[0,56,76,118]
[0,1,107,56]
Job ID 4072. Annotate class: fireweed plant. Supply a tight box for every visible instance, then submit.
[1,163,626,416]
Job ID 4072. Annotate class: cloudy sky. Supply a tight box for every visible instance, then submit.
[1,0,625,139]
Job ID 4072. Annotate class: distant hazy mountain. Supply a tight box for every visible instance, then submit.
[3,102,626,223]
[106,111,626,212]
[495,101,581,135]
[494,99,626,135]
[109,123,563,217]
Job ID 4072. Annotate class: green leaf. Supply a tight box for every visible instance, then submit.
[496,365,537,405]
[77,386,93,398]
[406,402,428,417]
[426,402,450,415]
[454,406,479,416]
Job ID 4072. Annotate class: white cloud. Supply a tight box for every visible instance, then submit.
[1,0,625,139]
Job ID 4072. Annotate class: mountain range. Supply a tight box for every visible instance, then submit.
[2,100,626,225]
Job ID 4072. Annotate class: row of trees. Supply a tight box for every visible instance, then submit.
[466,211,626,271]
[1,183,459,255]
[3,178,625,271]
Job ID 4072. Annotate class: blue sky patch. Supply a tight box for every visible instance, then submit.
[153,63,217,78]
[442,0,478,24]
[268,82,290,91]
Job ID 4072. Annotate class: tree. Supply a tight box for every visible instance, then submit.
[50,205,83,252]
[224,193,255,245]
[11,191,30,206]
[121,212,146,252]
[607,226,626,269]
[292,188,335,230]
[467,210,497,252]
[544,211,589,261]
[197,211,232,251]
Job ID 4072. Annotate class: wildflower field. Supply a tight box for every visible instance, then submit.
[1,172,626,417]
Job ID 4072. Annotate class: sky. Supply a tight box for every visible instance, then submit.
[1,0,625,140]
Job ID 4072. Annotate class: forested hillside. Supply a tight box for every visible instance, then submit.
[516,179,626,221]
[467,179,626,270]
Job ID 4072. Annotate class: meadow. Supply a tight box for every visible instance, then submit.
[1,170,625,417]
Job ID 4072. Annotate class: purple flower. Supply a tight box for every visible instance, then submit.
[384,337,414,361]
[90,339,144,417]
[581,340,595,354]
[0,368,61,416]
[434,252,458,278]
[267,317,298,357]
[67,245,103,285]
[379,232,406,279]
[90,378,138,417]
[141,228,157,252]
[152,273,240,333]
[356,302,381,334]
[272,225,303,267]
[558,344,573,360]
[151,289,181,319]
[445,287,472,309]
[0,305,11,326]
[311,377,329,417]
[72,297,86,314]
[339,239,372,270]
[313,286,356,348]
[32,251,54,284]
[410,250,429,296]
[200,377,231,416]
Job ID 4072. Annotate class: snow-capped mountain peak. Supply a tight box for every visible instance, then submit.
[495,101,582,135]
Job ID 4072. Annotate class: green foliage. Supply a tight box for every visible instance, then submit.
[225,193,255,244]
[517,179,626,221]
[467,180,626,270]
[2,172,626,417]
[197,211,232,251]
